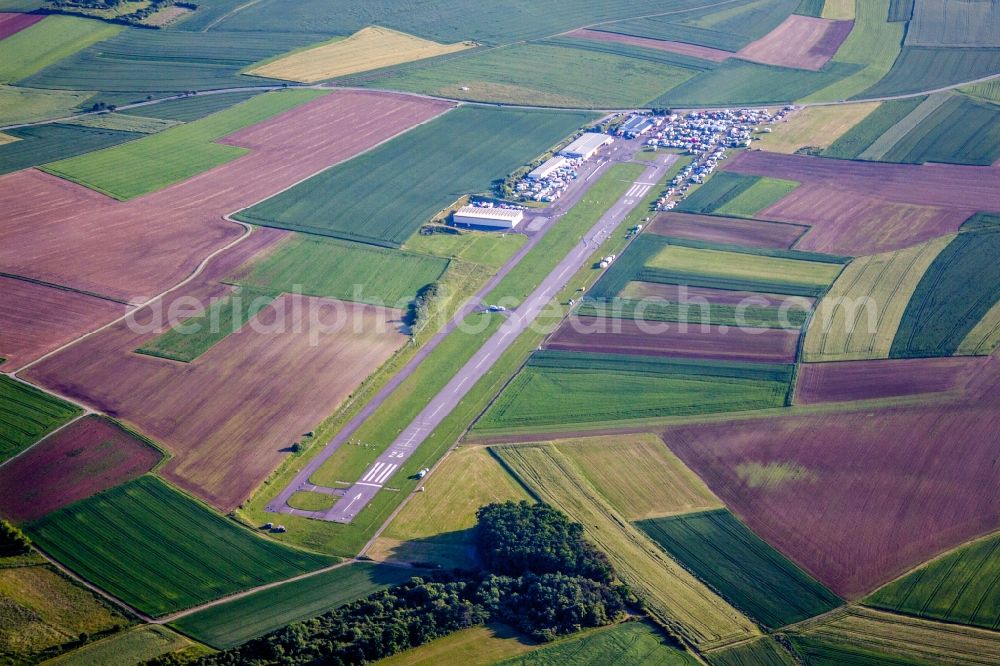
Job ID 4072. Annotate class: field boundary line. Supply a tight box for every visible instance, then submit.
[0,271,131,306]
[0,410,89,472]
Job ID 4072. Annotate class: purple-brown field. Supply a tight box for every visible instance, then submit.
[723,151,986,255]
[665,360,1000,599]
[0,12,43,40]
[650,212,807,249]
[0,415,161,523]
[795,357,986,405]
[545,316,800,363]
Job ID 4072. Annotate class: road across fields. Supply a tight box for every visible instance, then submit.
[271,149,677,524]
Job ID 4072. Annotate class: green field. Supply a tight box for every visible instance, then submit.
[866,533,1000,631]
[403,229,526,269]
[0,377,81,464]
[599,0,798,52]
[176,0,724,46]
[785,634,929,665]
[42,89,324,200]
[363,624,537,666]
[493,443,760,648]
[26,476,334,616]
[121,91,265,122]
[856,92,951,160]
[0,85,94,127]
[237,106,595,247]
[794,0,824,17]
[487,162,645,305]
[136,288,275,363]
[646,244,842,291]
[497,621,697,665]
[637,509,841,629]
[656,60,860,107]
[476,351,793,433]
[0,123,142,176]
[804,0,905,102]
[577,298,809,329]
[45,626,194,666]
[678,172,798,218]
[891,230,1000,358]
[906,0,1000,48]
[230,234,450,308]
[171,562,413,648]
[888,0,914,22]
[287,491,337,512]
[19,29,327,93]
[705,637,797,666]
[823,96,926,159]
[961,78,1000,104]
[0,16,119,84]
[373,41,698,108]
[861,47,1000,98]
[880,95,1000,165]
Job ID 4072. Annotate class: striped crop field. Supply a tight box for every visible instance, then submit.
[249,26,473,83]
[637,509,842,629]
[866,532,1000,631]
[0,375,81,464]
[785,606,1000,666]
[704,637,796,666]
[26,476,334,616]
[492,443,760,650]
[802,234,954,362]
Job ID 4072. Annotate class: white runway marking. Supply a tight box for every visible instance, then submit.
[372,464,397,484]
[362,462,387,482]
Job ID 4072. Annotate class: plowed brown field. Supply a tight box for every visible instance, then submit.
[737,15,853,71]
[0,91,453,303]
[0,415,161,523]
[25,234,408,510]
[650,212,807,248]
[546,316,800,363]
[665,355,1000,599]
[0,12,43,40]
[723,151,986,255]
[0,277,124,371]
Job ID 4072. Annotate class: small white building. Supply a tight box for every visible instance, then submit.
[527,155,568,180]
[559,133,613,160]
[453,205,524,229]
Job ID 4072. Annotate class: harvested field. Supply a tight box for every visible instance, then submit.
[638,509,841,628]
[477,351,793,433]
[249,26,473,83]
[26,476,334,616]
[0,415,161,523]
[26,293,408,511]
[704,637,795,666]
[0,375,80,465]
[378,624,537,666]
[0,277,124,371]
[867,531,1000,631]
[0,11,42,39]
[545,316,800,364]
[664,387,1000,598]
[567,28,731,62]
[786,606,1000,666]
[650,212,807,249]
[795,357,983,405]
[493,443,760,649]
[549,433,722,521]
[0,90,452,303]
[802,235,955,362]
[755,102,880,154]
[736,15,853,71]
[725,151,984,255]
